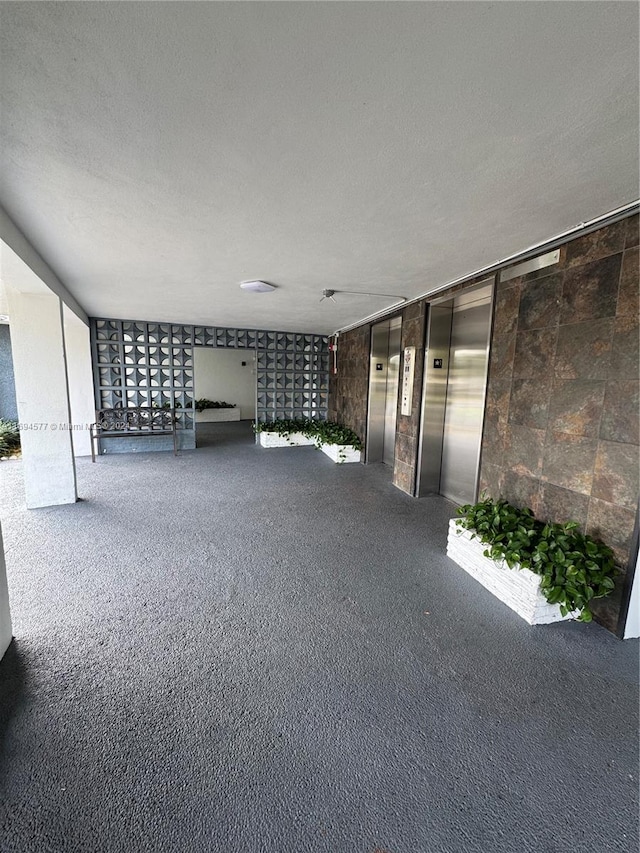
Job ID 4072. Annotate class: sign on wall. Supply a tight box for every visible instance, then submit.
[401,346,415,416]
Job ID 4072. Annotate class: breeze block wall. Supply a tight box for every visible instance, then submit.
[91,319,329,453]
[479,214,639,573]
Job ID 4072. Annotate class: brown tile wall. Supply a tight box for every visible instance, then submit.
[479,214,639,571]
[327,324,370,449]
[393,301,427,494]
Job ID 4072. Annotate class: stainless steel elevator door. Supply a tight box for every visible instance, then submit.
[383,320,402,465]
[366,316,402,466]
[439,294,491,504]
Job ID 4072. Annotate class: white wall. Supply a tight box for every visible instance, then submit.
[5,288,77,508]
[0,524,12,661]
[194,348,256,420]
[623,548,640,640]
[63,306,95,456]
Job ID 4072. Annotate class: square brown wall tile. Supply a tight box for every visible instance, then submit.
[508,377,552,429]
[554,319,613,380]
[393,459,415,495]
[488,331,516,380]
[600,380,640,445]
[625,214,639,249]
[561,253,622,324]
[592,440,640,511]
[485,376,512,425]
[505,424,545,478]
[565,220,626,270]
[501,471,541,514]
[493,285,521,337]
[478,462,504,500]
[547,379,605,437]
[617,247,639,317]
[541,432,597,495]
[586,497,636,567]
[517,273,563,332]
[610,314,639,381]
[512,327,558,379]
[538,483,589,529]
[480,416,508,469]
[394,431,417,466]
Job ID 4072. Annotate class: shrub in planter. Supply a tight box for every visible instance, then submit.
[195,399,236,412]
[455,497,618,623]
[0,420,20,458]
[253,419,362,460]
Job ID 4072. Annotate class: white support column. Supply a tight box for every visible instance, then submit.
[6,288,77,508]
[0,524,12,661]
[63,305,95,457]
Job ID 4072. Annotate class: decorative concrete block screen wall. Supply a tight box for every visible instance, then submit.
[90,319,329,452]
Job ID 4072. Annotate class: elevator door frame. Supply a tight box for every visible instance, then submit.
[366,315,402,466]
[415,278,495,502]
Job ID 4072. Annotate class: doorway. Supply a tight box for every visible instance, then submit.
[193,347,257,448]
[416,281,493,504]
[366,316,402,465]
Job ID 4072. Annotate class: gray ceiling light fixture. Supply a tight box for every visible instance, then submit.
[240,280,276,293]
[320,288,406,305]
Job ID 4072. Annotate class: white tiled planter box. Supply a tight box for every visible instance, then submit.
[320,443,361,464]
[196,409,241,423]
[446,519,577,625]
[258,431,315,448]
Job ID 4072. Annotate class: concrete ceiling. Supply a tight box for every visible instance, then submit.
[0,2,638,334]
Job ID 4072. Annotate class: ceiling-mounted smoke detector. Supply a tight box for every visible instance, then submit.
[240,280,276,293]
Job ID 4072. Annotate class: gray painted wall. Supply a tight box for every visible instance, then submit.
[0,325,18,421]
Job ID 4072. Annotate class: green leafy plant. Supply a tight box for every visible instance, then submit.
[253,418,363,451]
[455,497,618,622]
[195,399,236,412]
[0,419,21,457]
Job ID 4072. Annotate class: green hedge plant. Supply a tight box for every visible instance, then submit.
[0,420,21,458]
[455,497,618,623]
[253,418,362,450]
[195,399,236,412]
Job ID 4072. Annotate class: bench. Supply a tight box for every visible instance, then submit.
[91,407,178,461]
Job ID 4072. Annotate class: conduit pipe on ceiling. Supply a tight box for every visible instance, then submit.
[331,199,640,338]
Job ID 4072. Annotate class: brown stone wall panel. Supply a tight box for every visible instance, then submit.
[505,424,545,478]
[501,471,541,514]
[610,314,639,380]
[517,273,562,332]
[587,497,637,567]
[508,377,552,430]
[485,376,511,425]
[592,441,640,510]
[478,462,504,499]
[561,253,622,324]
[512,327,558,379]
[395,431,417,467]
[393,459,415,495]
[600,380,639,445]
[493,285,522,337]
[617,246,639,317]
[541,433,597,495]
[488,331,516,380]
[547,379,606,437]
[564,220,627,269]
[538,483,590,530]
[481,416,508,469]
[554,319,613,380]
[625,214,639,249]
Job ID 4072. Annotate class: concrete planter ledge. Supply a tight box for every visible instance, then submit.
[257,431,360,463]
[320,443,361,464]
[258,432,315,448]
[196,409,241,423]
[446,519,578,625]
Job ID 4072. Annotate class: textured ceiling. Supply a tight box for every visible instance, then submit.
[0,2,638,334]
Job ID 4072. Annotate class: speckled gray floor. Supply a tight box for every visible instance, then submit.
[0,422,638,853]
